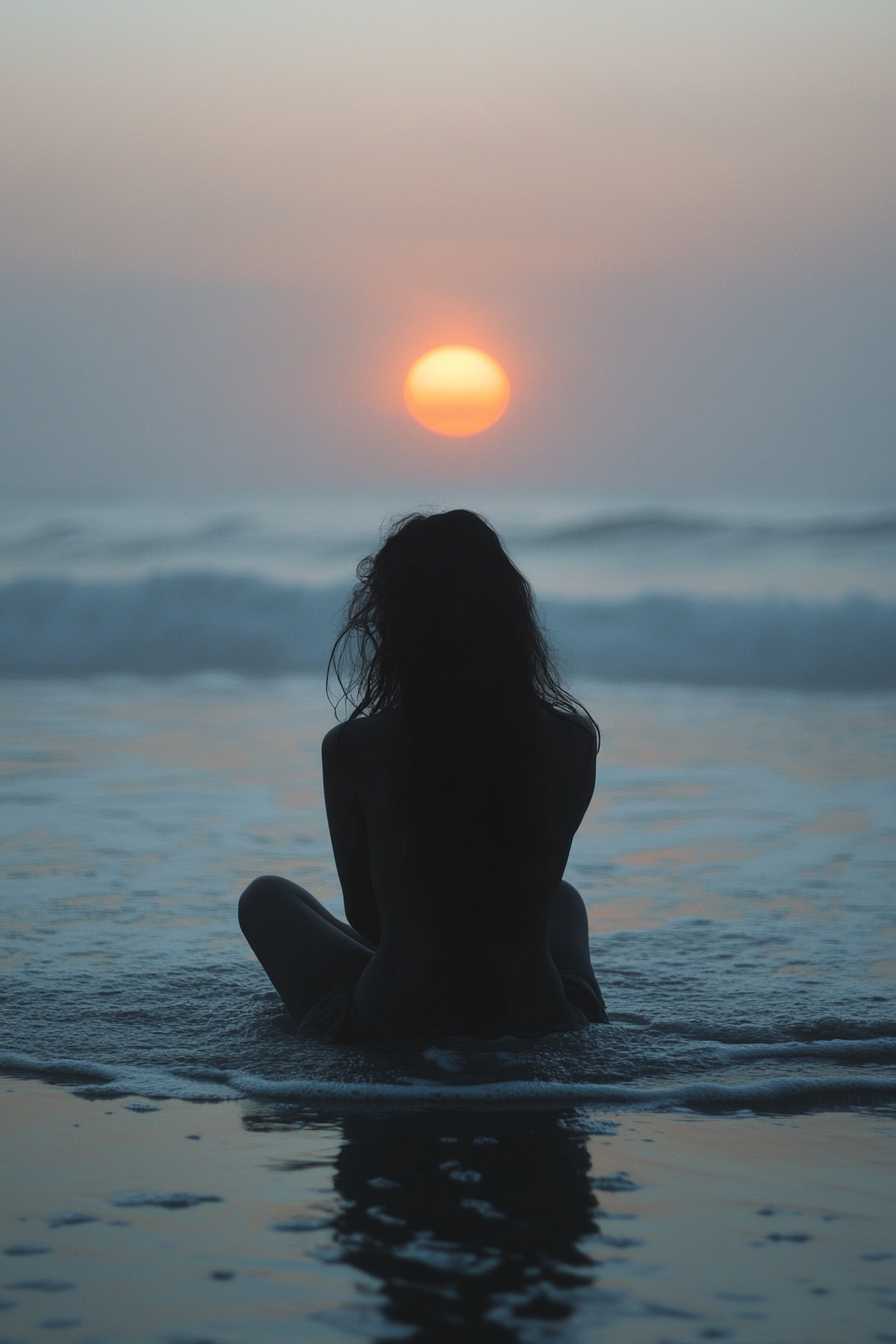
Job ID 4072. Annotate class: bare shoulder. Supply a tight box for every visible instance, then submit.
[538,703,597,754]
[321,711,398,769]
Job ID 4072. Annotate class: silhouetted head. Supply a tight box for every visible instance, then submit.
[329,509,560,717]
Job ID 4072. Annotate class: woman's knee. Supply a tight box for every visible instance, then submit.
[238,875,318,933]
[238,876,269,936]
[239,875,290,933]
[552,880,588,930]
[547,880,593,979]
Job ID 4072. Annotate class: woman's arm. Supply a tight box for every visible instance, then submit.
[543,706,598,833]
[321,723,381,946]
[573,713,598,827]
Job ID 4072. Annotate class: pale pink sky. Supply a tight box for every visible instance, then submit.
[1,1,894,495]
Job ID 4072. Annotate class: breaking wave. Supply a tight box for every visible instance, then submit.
[546,592,896,690]
[1,574,894,689]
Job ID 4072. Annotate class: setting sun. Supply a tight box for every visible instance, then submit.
[404,346,510,437]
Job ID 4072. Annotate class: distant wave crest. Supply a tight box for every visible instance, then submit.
[1,574,894,689]
[530,508,896,547]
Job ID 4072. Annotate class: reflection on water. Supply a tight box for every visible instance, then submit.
[330,1110,600,1342]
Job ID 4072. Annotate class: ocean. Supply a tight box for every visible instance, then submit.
[1,494,895,687]
[1,492,894,1342]
[0,490,894,1104]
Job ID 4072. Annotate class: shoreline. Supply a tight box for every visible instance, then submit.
[3,1050,896,1115]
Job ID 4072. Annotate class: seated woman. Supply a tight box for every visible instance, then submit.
[239,509,608,1042]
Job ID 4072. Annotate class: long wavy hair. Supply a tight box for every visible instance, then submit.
[328,510,594,952]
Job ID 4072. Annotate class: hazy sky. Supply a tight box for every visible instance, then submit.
[2,0,894,497]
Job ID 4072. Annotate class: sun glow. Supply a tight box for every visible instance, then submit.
[403,346,510,437]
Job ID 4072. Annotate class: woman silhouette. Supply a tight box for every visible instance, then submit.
[239,510,608,1041]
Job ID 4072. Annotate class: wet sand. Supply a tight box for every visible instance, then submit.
[1,1078,894,1343]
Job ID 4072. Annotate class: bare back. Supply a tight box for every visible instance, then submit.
[322,705,597,1038]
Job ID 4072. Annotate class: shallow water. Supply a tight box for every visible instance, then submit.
[1,674,893,1111]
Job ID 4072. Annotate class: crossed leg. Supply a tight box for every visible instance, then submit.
[238,874,599,1024]
[547,880,599,985]
[238,876,374,1021]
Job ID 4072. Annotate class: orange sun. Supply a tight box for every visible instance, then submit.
[404,346,510,437]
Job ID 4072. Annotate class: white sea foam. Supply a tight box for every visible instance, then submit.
[1,575,894,688]
[2,1049,895,1113]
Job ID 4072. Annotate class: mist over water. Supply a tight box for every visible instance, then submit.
[3,495,896,595]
